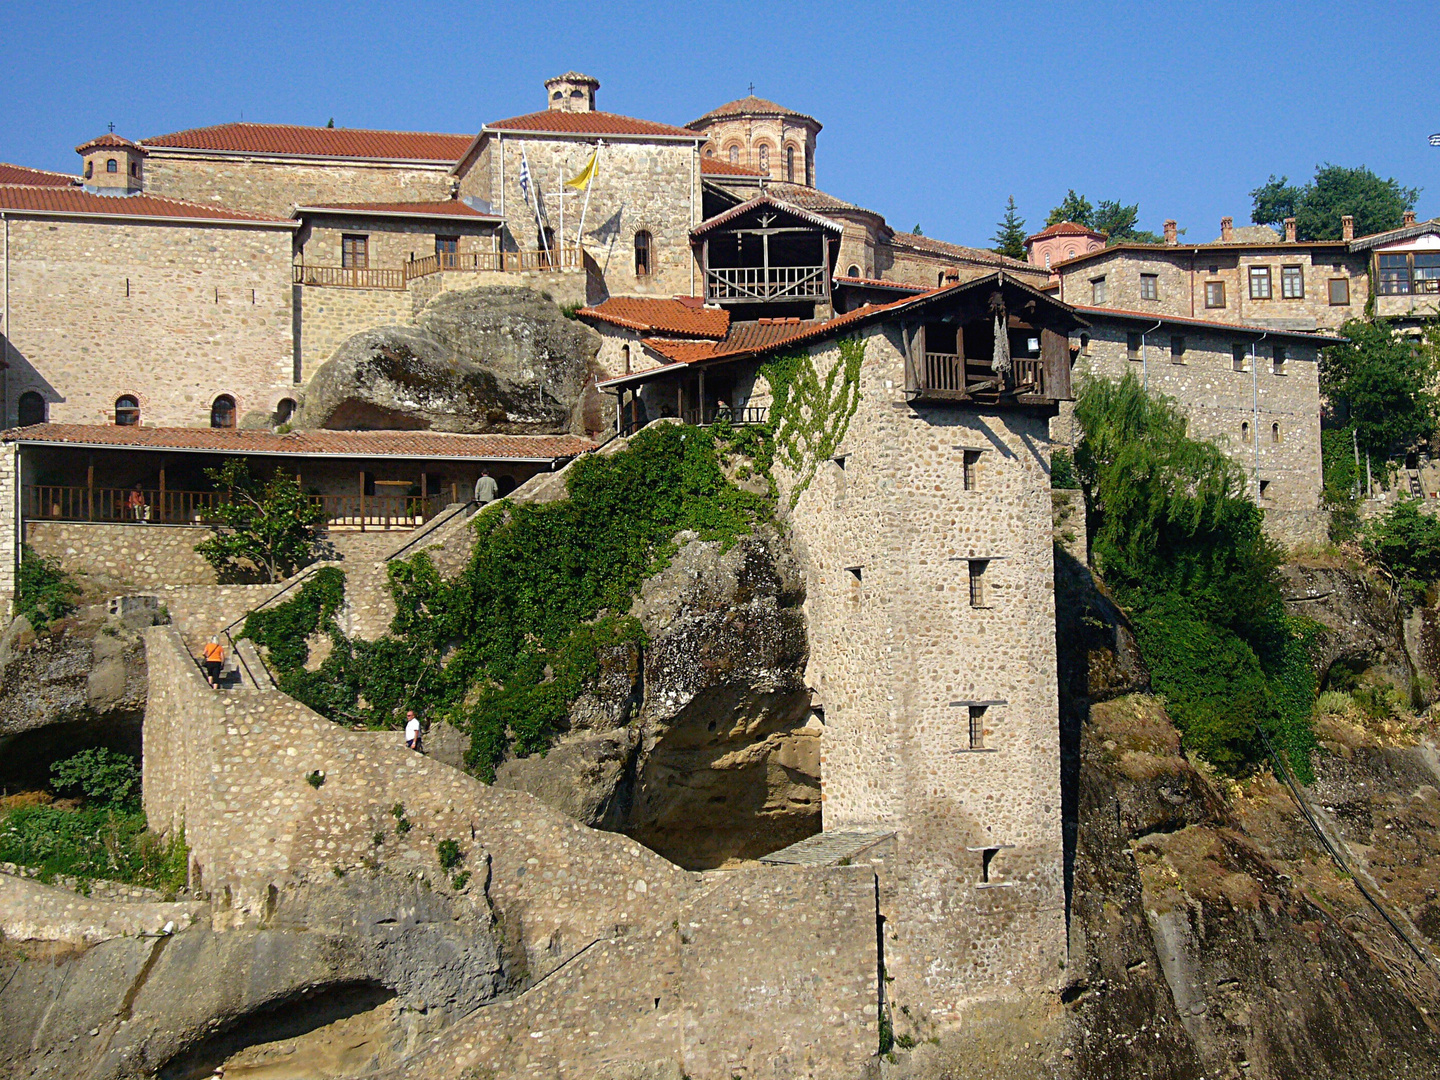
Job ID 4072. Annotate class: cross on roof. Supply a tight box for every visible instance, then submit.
[108,121,115,133]
[748,82,755,95]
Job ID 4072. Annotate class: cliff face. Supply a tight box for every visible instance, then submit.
[494,525,819,869]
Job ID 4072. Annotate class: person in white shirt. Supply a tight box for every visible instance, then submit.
[474,470,500,504]
[404,710,422,752]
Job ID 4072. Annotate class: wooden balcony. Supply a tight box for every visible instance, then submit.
[681,405,770,427]
[919,353,1050,400]
[705,265,827,303]
[24,486,448,531]
[292,264,407,290]
[294,246,583,290]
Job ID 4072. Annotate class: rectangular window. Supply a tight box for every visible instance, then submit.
[1126,332,1142,361]
[1249,266,1272,299]
[1170,335,1185,363]
[436,235,459,268]
[968,705,986,750]
[1272,344,1286,374]
[1140,273,1158,301]
[1232,344,1248,372]
[1415,253,1440,294]
[1281,265,1304,299]
[1259,479,1271,499]
[968,559,988,608]
[1091,276,1107,305]
[963,450,981,491]
[1328,277,1351,306]
[341,234,369,269]
[1378,253,1411,295]
[1205,280,1226,308]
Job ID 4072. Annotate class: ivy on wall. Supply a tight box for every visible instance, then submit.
[760,336,865,508]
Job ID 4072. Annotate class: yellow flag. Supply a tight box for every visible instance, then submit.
[566,152,598,191]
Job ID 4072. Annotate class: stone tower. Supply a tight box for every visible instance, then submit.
[76,133,144,195]
[687,94,821,187]
[544,72,600,113]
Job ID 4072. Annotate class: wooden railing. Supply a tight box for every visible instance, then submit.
[923,352,966,393]
[919,354,1047,398]
[405,246,583,280]
[292,264,407,290]
[705,265,827,302]
[681,405,770,427]
[24,486,447,531]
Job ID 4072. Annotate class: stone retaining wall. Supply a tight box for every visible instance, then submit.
[27,520,221,587]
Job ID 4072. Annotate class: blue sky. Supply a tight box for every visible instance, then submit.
[3,0,1437,247]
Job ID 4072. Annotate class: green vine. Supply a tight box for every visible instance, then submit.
[760,336,865,508]
[240,566,346,671]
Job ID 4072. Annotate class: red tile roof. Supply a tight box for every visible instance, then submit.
[0,185,293,225]
[833,275,928,293]
[294,199,502,220]
[689,96,820,129]
[76,133,143,154]
[1025,220,1105,243]
[579,297,730,338]
[142,122,474,162]
[2,424,595,459]
[0,163,76,187]
[485,110,701,139]
[1072,306,1337,342]
[700,157,767,177]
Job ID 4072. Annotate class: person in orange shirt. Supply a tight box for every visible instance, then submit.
[203,637,225,688]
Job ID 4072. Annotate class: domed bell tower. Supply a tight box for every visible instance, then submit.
[76,134,145,195]
[545,72,600,113]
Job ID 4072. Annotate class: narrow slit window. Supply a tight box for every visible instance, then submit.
[1232,344,1248,372]
[968,559,988,608]
[963,450,980,491]
[1241,420,1250,440]
[846,565,863,583]
[634,230,652,277]
[1259,479,1271,499]
[1126,332,1142,361]
[1272,344,1286,374]
[980,847,999,884]
[1272,422,1281,444]
[968,705,986,750]
[1170,335,1185,363]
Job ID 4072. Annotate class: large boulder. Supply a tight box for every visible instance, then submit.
[298,287,601,434]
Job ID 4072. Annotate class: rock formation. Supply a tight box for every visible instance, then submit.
[296,287,601,435]
[495,525,817,869]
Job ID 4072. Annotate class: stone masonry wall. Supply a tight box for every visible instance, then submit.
[0,216,296,428]
[142,153,455,219]
[297,216,496,270]
[1057,247,1368,330]
[295,282,414,380]
[459,135,701,300]
[140,625,880,1079]
[767,325,1067,1027]
[26,521,220,587]
[1057,322,1327,547]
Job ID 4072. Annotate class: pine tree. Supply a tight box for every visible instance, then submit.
[912,224,923,235]
[991,197,1027,259]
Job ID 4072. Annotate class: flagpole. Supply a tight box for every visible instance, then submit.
[522,146,551,265]
[559,182,565,268]
[576,141,601,254]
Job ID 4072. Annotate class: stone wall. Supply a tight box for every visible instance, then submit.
[142,153,455,219]
[0,444,16,623]
[764,325,1067,1027]
[26,521,220,587]
[139,624,881,1078]
[294,282,414,379]
[297,215,496,270]
[1059,320,1328,547]
[0,216,297,428]
[458,134,701,300]
[1056,246,1368,330]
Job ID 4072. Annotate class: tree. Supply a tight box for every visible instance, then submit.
[194,460,325,582]
[1251,164,1420,240]
[911,224,923,235]
[1045,190,1094,229]
[991,196,1027,259]
[1360,498,1440,606]
[51,748,140,808]
[1045,190,1160,243]
[1320,318,1438,456]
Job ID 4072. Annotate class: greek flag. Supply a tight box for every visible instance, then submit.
[519,153,532,201]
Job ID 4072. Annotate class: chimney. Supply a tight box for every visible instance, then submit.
[1220,216,1234,243]
[544,72,599,113]
[1283,217,1297,243]
[1404,210,1417,226]
[1163,219,1178,245]
[1342,215,1354,241]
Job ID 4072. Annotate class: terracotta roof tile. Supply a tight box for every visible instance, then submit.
[579,297,730,338]
[0,185,293,224]
[485,110,701,139]
[0,163,76,187]
[75,133,143,154]
[294,199,502,220]
[1073,306,1336,341]
[142,122,474,162]
[888,230,1036,271]
[1025,220,1105,243]
[833,275,928,293]
[2,424,595,459]
[700,157,767,177]
[689,96,820,129]
[546,71,600,85]
[692,193,843,237]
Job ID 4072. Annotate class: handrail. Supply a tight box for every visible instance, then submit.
[385,500,476,563]
[219,562,324,639]
[223,628,276,691]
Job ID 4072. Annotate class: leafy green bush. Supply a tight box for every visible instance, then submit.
[1075,373,1317,776]
[241,566,346,670]
[1321,319,1438,458]
[0,805,187,894]
[1050,447,1079,490]
[1321,426,1360,542]
[15,544,79,628]
[1360,498,1440,606]
[436,839,462,871]
[50,748,140,808]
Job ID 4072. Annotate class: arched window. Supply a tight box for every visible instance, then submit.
[758,145,770,174]
[938,271,946,287]
[1066,249,1076,259]
[847,264,861,278]
[1241,421,1250,440]
[275,398,297,424]
[1044,252,1051,269]
[114,395,139,426]
[728,145,739,164]
[552,90,563,101]
[786,145,796,182]
[17,391,45,426]
[634,230,652,277]
[106,159,118,173]
[570,89,584,100]
[84,161,93,179]
[210,394,236,429]
[705,146,715,157]
[622,343,632,374]
[1272,422,1281,444]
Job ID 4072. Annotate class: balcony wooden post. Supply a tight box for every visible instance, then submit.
[86,456,94,522]
[157,462,166,523]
